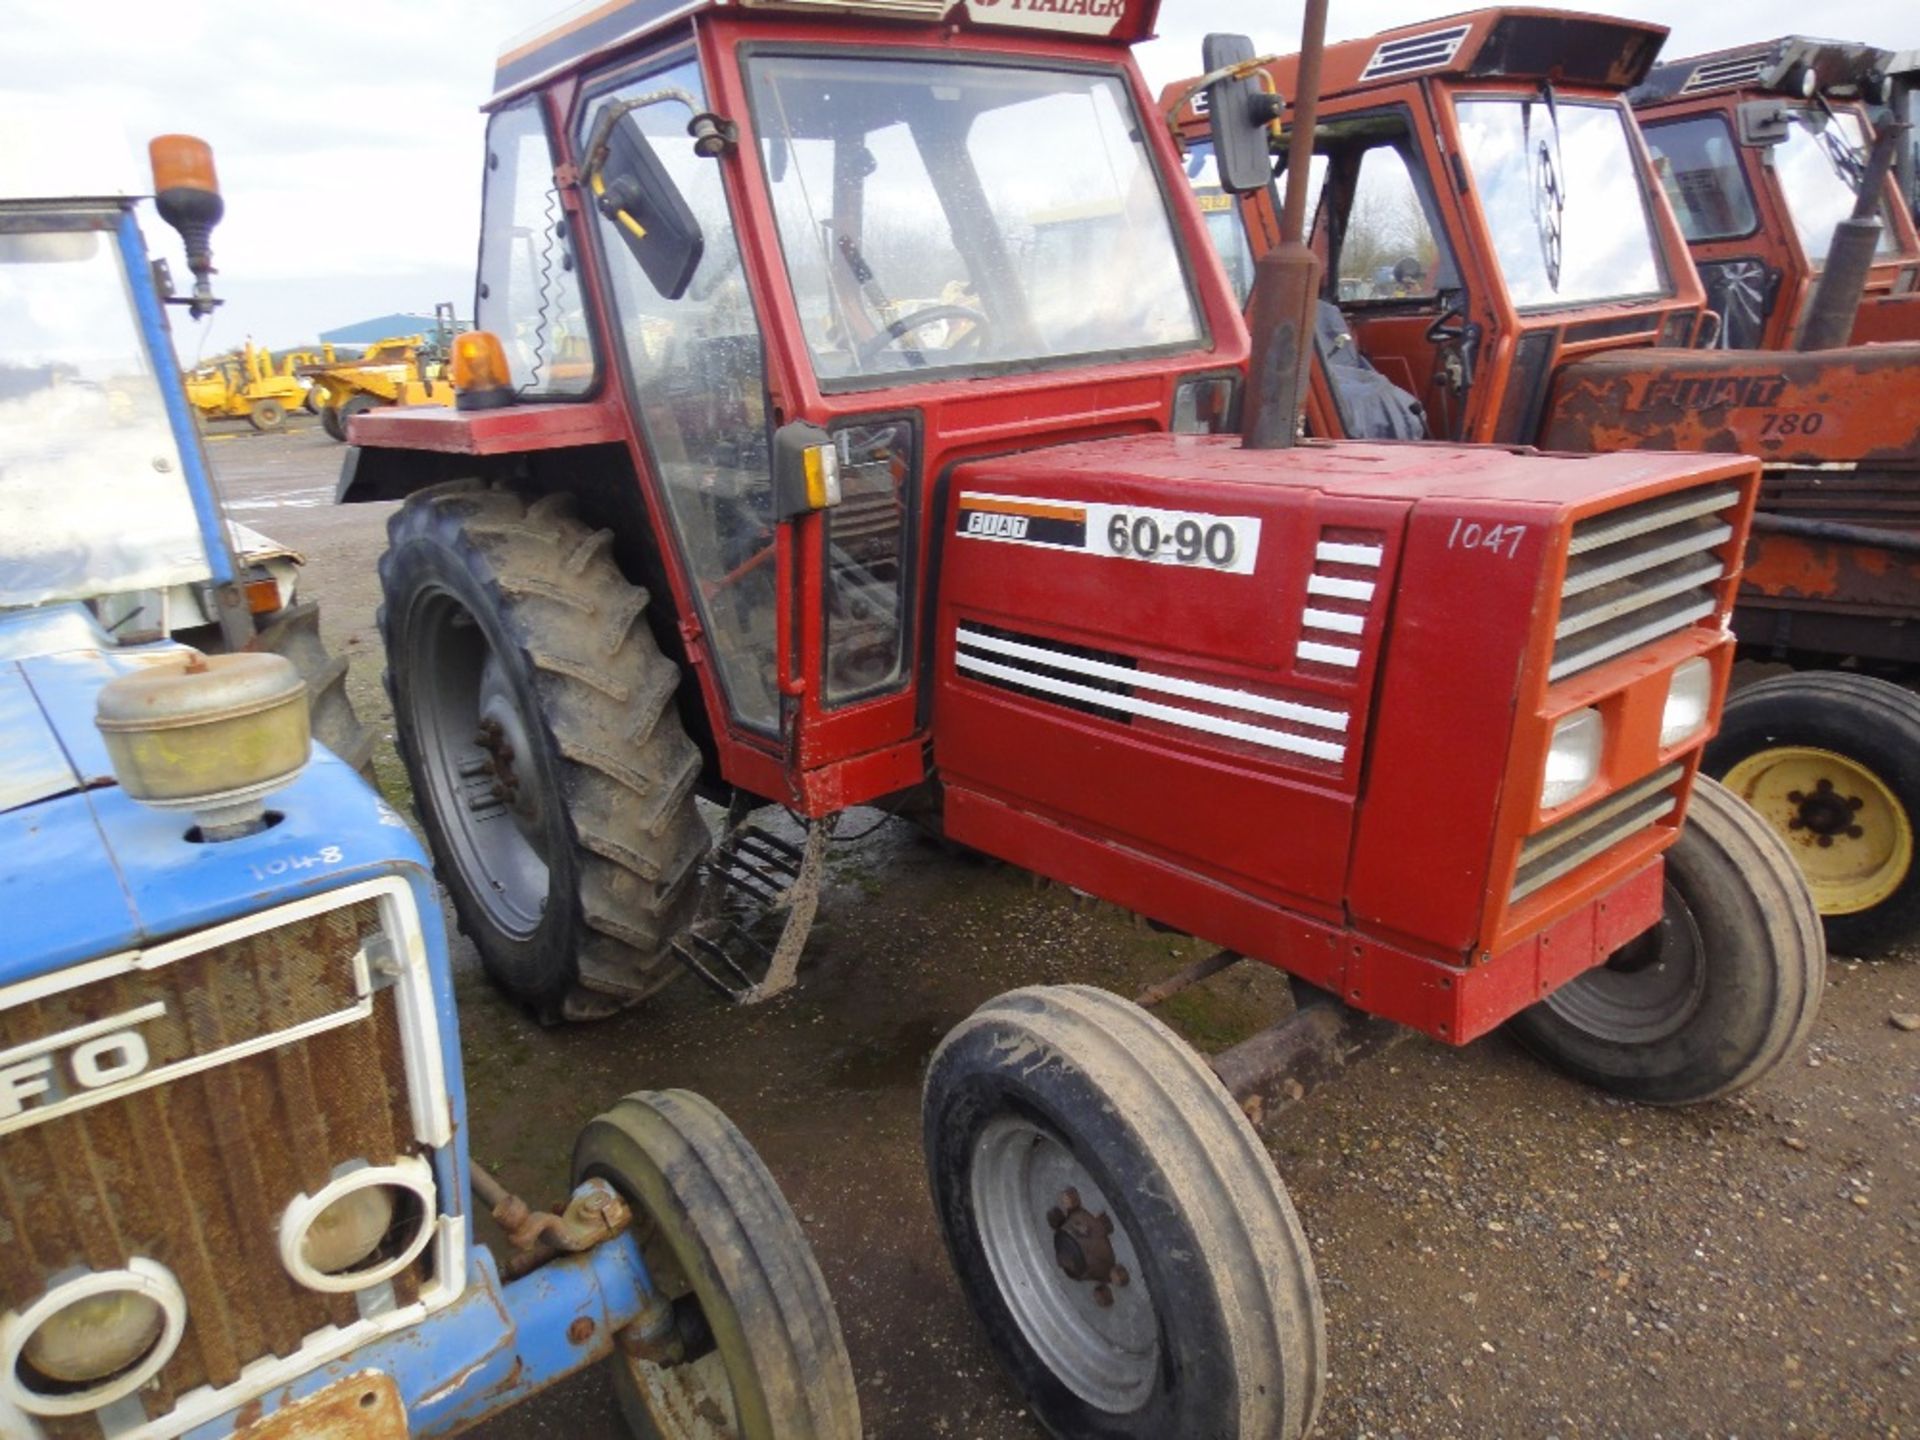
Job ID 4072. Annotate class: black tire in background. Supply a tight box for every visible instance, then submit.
[1508,776,1824,1105]
[1706,671,1920,957]
[924,984,1324,1440]
[378,481,708,1021]
[574,1090,862,1440]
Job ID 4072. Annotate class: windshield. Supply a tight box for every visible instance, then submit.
[0,221,206,609]
[1776,108,1899,264]
[1454,96,1668,311]
[746,55,1204,385]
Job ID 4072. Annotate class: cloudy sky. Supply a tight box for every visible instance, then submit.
[6,0,1913,357]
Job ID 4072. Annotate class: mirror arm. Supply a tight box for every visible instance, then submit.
[1166,55,1284,149]
[581,86,705,180]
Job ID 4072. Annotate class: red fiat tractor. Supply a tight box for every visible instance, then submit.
[1166,8,1920,958]
[1630,36,1920,349]
[340,1,1819,1433]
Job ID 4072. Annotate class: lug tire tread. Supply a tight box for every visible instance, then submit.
[252,600,377,779]
[378,483,707,1017]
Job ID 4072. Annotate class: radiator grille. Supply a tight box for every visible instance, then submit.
[1680,55,1767,94]
[1359,23,1471,80]
[1512,765,1683,902]
[0,900,426,1436]
[1551,485,1740,681]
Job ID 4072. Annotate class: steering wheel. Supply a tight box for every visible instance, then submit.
[855,304,990,367]
[1424,299,1470,346]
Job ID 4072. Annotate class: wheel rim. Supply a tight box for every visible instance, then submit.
[405,586,550,938]
[1722,744,1912,916]
[970,1115,1159,1414]
[1543,881,1707,1043]
[618,1342,741,1439]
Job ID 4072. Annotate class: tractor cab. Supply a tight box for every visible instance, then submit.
[1630,36,1920,348]
[1166,8,1715,444]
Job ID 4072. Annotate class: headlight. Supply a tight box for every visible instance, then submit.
[1541,708,1603,809]
[1659,657,1714,748]
[0,1261,187,1417]
[279,1157,437,1293]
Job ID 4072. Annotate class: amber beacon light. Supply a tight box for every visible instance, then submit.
[451,331,516,411]
[148,134,224,317]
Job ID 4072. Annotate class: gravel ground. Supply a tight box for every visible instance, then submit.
[212,421,1918,1439]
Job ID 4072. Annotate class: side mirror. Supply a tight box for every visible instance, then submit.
[590,114,704,301]
[1737,99,1793,147]
[1204,33,1284,195]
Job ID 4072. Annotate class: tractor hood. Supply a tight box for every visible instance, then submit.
[1541,343,1920,466]
[969,432,1748,509]
[0,606,435,986]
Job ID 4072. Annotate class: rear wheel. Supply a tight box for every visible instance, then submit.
[1508,776,1823,1105]
[252,600,376,780]
[378,481,708,1021]
[1706,672,1920,956]
[924,984,1324,1440]
[320,405,344,440]
[574,1090,861,1440]
[247,398,285,432]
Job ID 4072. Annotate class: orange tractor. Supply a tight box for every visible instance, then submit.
[1168,7,1920,956]
[1629,36,1920,349]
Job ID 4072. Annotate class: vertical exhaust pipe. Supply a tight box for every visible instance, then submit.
[1795,121,1907,351]
[1242,0,1329,450]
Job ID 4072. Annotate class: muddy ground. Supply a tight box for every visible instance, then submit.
[213,421,1917,1438]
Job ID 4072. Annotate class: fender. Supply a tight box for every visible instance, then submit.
[337,399,631,503]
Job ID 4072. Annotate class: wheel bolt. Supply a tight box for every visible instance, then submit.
[1846,796,1864,811]
[1111,1264,1130,1288]
[1787,817,1805,831]
[1092,1284,1114,1308]
[1045,1207,1067,1230]
[1057,1188,1080,1213]
[1787,790,1805,804]
[1816,778,1834,792]
[1817,835,1834,848]
[1846,825,1864,839]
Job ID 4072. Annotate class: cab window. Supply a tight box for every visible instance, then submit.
[476,100,594,395]
[1335,146,1444,300]
[1642,114,1759,242]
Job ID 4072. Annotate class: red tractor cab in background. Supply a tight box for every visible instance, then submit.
[1630,36,1920,349]
[340,2,1820,1433]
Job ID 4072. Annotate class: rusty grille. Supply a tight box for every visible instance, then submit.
[1551,485,1741,682]
[0,900,427,1438]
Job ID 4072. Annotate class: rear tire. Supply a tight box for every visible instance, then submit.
[1507,776,1823,1105]
[247,398,285,432]
[319,405,344,441]
[924,984,1324,1440]
[1706,671,1920,956]
[574,1090,861,1440]
[252,600,376,780]
[378,481,708,1021]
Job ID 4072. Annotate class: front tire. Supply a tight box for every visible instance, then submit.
[574,1091,861,1440]
[378,481,708,1021]
[924,984,1324,1440]
[1706,671,1920,956]
[1508,776,1823,1105]
[247,398,285,432]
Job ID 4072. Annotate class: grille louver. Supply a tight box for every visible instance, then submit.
[1551,486,1739,681]
[1513,765,1683,902]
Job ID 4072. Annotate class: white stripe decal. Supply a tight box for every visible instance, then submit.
[1301,608,1365,636]
[956,652,1345,763]
[1314,541,1383,568]
[1296,640,1362,668]
[958,628,1348,732]
[1307,574,1376,602]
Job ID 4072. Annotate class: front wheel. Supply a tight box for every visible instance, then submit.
[574,1091,861,1440]
[1507,775,1823,1105]
[1706,671,1920,956]
[247,398,285,432]
[924,985,1324,1440]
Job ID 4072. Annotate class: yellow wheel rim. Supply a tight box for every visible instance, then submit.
[1721,745,1913,915]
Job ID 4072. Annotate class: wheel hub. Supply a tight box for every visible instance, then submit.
[1723,744,1913,916]
[1046,1188,1131,1305]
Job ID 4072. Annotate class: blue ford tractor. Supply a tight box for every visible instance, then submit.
[0,127,858,1440]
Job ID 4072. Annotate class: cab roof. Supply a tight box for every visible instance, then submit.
[1631,37,1891,107]
[492,0,1161,104]
[1166,8,1665,124]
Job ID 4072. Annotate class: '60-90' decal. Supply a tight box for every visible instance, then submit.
[954,492,1261,576]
